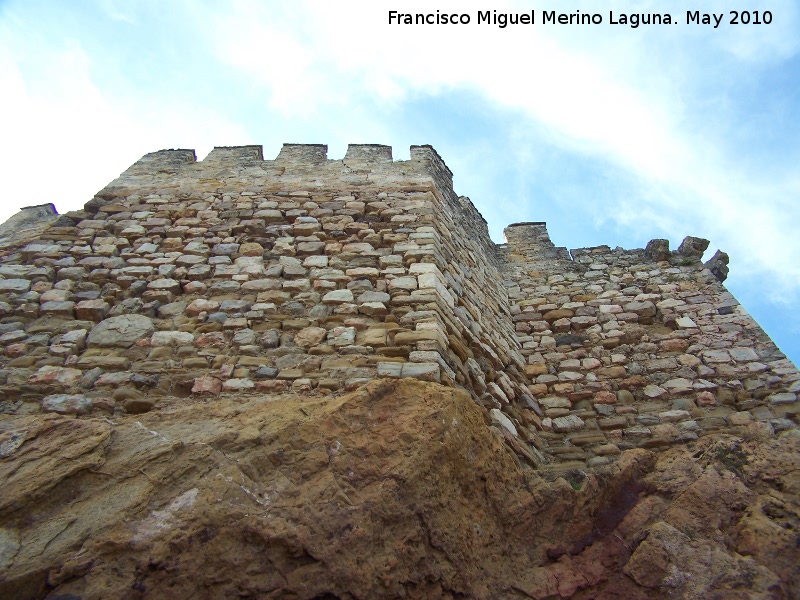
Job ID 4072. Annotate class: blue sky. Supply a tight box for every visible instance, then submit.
[2,0,799,363]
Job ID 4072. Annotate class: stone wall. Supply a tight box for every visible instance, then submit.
[500,223,800,467]
[0,143,797,470]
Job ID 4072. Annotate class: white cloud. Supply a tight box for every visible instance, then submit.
[0,14,250,222]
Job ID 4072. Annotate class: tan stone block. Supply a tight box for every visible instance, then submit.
[542,309,574,321]
[526,363,548,377]
[597,366,627,378]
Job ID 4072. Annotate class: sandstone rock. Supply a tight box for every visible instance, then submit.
[0,279,31,293]
[543,309,574,322]
[28,366,82,388]
[123,397,156,414]
[294,326,327,348]
[704,249,729,282]
[75,299,110,321]
[675,235,710,259]
[151,331,194,347]
[490,408,518,436]
[222,378,255,391]
[768,392,797,405]
[239,242,263,256]
[322,289,354,304]
[552,414,585,432]
[192,376,222,395]
[259,329,281,348]
[593,391,617,404]
[676,316,697,329]
[0,380,797,598]
[644,238,670,261]
[41,393,93,415]
[87,314,155,348]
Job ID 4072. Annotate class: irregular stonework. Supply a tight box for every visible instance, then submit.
[0,143,797,473]
[500,223,799,467]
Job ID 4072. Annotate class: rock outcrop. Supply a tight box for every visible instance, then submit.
[0,378,798,599]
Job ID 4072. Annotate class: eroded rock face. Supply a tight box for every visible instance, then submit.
[0,379,797,599]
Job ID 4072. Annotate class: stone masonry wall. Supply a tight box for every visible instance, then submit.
[0,143,797,471]
[500,224,800,467]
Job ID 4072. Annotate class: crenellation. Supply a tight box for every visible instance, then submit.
[275,143,329,164]
[410,144,455,201]
[0,142,796,472]
[343,144,393,165]
[126,148,197,173]
[202,145,264,165]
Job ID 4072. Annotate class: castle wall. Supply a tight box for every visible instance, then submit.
[0,143,797,470]
[501,225,800,467]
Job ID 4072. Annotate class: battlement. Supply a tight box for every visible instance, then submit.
[0,142,797,471]
[276,143,329,164]
[123,144,451,170]
[203,145,264,165]
[105,143,457,201]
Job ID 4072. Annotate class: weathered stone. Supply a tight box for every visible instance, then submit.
[624,301,656,318]
[643,385,667,399]
[539,396,570,410]
[259,330,281,348]
[147,278,181,293]
[212,243,240,256]
[239,242,264,256]
[87,315,155,348]
[676,316,697,329]
[40,301,75,316]
[322,289,354,304]
[675,236,709,259]
[659,409,691,423]
[593,391,617,405]
[490,409,517,437]
[729,347,759,362]
[552,414,585,433]
[41,394,93,415]
[75,299,110,321]
[294,326,327,348]
[704,249,729,282]
[223,378,255,391]
[192,376,222,395]
[151,331,194,347]
[696,391,716,406]
[123,397,156,414]
[644,238,670,261]
[767,392,797,405]
[77,356,131,370]
[543,309,574,322]
[232,329,257,346]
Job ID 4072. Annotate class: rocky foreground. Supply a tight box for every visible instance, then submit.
[1,378,798,599]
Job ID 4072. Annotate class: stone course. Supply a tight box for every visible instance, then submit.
[0,143,797,469]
